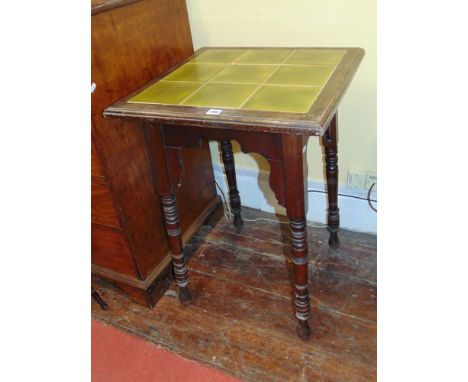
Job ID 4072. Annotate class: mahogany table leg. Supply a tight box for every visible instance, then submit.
[323,114,340,249]
[282,134,311,340]
[161,193,191,302]
[144,123,191,303]
[220,140,243,230]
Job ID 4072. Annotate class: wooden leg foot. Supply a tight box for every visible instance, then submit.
[296,319,311,340]
[233,211,244,230]
[328,230,340,249]
[178,286,192,303]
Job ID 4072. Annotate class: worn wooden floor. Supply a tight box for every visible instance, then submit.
[92,207,377,382]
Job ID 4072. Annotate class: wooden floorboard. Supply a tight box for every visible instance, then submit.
[92,207,377,382]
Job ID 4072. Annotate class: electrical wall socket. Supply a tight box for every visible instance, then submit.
[347,168,377,191]
[366,171,377,192]
[347,168,367,189]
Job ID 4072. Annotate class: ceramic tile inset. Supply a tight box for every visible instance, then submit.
[129,48,350,112]
[164,63,227,82]
[190,49,246,63]
[236,49,294,64]
[242,85,321,113]
[286,49,346,65]
[182,83,258,108]
[267,65,334,86]
[129,81,202,104]
[211,65,278,84]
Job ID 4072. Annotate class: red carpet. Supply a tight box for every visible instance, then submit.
[92,320,241,382]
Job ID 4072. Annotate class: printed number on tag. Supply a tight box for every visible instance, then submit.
[206,109,223,115]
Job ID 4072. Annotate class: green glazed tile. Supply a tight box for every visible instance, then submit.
[235,49,294,64]
[163,63,227,82]
[129,81,202,104]
[182,83,258,108]
[286,49,346,65]
[190,49,246,63]
[211,65,278,84]
[267,65,334,86]
[242,85,321,113]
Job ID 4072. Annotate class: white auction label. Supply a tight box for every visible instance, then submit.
[206,109,223,115]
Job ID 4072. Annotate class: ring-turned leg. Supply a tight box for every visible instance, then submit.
[290,219,311,339]
[323,114,340,249]
[282,134,311,339]
[160,193,191,302]
[144,124,192,302]
[220,140,243,230]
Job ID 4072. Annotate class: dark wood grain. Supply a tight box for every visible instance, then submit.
[91,0,218,306]
[92,206,377,382]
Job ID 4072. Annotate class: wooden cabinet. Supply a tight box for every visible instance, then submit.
[91,0,218,307]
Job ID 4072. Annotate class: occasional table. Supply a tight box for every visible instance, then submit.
[104,47,364,339]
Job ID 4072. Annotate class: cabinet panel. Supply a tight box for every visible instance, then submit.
[91,178,121,228]
[91,224,138,278]
[91,140,104,177]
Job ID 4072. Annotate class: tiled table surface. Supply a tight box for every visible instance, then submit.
[129,48,346,114]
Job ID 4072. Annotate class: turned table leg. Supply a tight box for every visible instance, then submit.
[220,140,243,230]
[144,123,191,303]
[323,114,340,249]
[282,134,311,340]
[160,193,191,302]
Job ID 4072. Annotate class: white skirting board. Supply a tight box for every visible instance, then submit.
[212,163,377,234]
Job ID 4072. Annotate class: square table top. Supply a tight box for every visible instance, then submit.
[104,47,364,135]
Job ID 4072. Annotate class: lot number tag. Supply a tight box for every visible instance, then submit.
[206,109,223,115]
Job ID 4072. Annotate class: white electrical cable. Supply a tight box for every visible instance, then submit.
[242,216,325,229]
[214,181,232,223]
[214,180,325,229]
